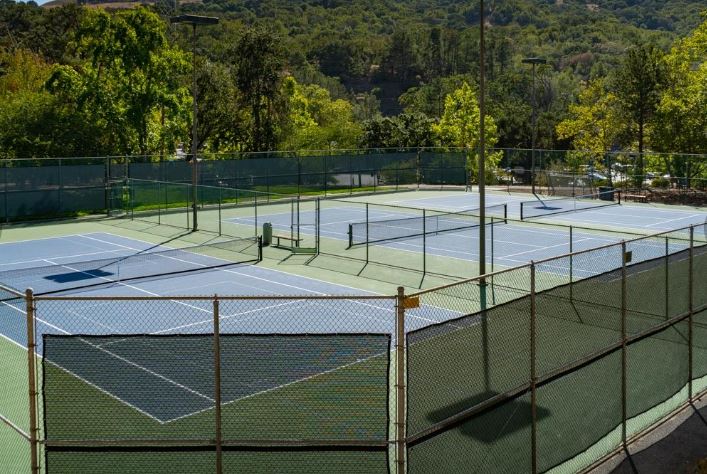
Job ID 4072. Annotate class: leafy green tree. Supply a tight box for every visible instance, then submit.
[556,79,625,166]
[45,7,190,156]
[194,58,246,152]
[611,43,666,156]
[280,76,362,151]
[653,17,707,155]
[433,82,502,179]
[652,16,707,180]
[360,113,435,149]
[233,26,286,152]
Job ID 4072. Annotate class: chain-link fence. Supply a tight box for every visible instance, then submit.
[4,148,703,222]
[2,223,706,473]
[404,224,706,473]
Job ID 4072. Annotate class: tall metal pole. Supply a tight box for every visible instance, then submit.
[479,0,491,395]
[479,0,486,281]
[531,61,536,194]
[172,16,220,229]
[191,23,198,231]
[523,57,546,195]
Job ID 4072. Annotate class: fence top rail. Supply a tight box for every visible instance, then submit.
[32,294,397,302]
[408,263,532,298]
[531,223,699,266]
[3,147,707,163]
[125,178,289,198]
[0,282,23,298]
[408,223,700,298]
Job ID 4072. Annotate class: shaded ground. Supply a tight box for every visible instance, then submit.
[611,403,707,474]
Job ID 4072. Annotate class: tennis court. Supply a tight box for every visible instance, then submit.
[1,183,706,474]
[380,190,706,231]
[228,198,699,276]
[0,232,466,425]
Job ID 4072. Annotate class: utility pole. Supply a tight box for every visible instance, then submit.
[522,57,546,195]
[170,14,219,232]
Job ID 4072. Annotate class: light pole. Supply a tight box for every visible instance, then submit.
[522,57,546,195]
[170,14,219,232]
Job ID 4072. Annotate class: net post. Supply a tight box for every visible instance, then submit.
[315,198,321,255]
[520,202,524,221]
[365,203,370,264]
[569,226,574,301]
[395,287,406,474]
[157,180,161,225]
[258,236,263,262]
[213,295,223,474]
[290,198,294,243]
[688,226,694,401]
[530,262,537,474]
[25,288,39,474]
[490,217,495,274]
[621,241,628,448]
[254,193,258,241]
[129,179,134,221]
[422,209,427,279]
[347,224,353,249]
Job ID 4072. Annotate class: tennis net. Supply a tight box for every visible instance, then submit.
[520,190,621,220]
[347,203,507,247]
[0,237,262,298]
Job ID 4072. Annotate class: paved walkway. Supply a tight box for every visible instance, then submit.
[610,402,707,474]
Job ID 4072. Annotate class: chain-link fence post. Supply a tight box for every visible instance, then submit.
[664,236,669,319]
[688,226,694,401]
[621,241,628,448]
[25,289,39,473]
[530,262,537,474]
[213,295,223,474]
[395,286,406,474]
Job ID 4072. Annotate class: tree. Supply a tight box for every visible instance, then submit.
[612,43,666,156]
[652,16,707,181]
[45,7,190,156]
[556,79,625,167]
[233,27,286,152]
[433,82,502,180]
[360,113,435,149]
[653,17,707,155]
[279,76,362,151]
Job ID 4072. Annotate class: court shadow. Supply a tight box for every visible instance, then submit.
[427,390,551,443]
[46,269,114,283]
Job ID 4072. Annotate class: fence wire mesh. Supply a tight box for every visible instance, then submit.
[2,223,706,474]
[404,224,706,474]
[0,285,31,473]
[36,296,395,473]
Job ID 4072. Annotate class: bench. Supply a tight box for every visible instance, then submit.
[623,194,648,203]
[272,234,302,249]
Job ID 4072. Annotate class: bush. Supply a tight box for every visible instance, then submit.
[651,176,670,188]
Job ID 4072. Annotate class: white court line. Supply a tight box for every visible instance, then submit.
[0,233,87,245]
[643,213,705,228]
[0,249,127,268]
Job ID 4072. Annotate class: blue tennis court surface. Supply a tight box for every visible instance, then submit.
[229,206,694,274]
[0,232,458,422]
[383,191,707,232]
[0,233,458,349]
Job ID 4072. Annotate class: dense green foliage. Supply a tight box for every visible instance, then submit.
[0,0,706,162]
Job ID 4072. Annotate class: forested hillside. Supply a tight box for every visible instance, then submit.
[0,0,706,161]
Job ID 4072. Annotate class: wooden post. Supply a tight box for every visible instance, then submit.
[25,289,39,474]
[530,263,537,474]
[395,287,406,474]
[213,296,223,474]
[621,242,627,447]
